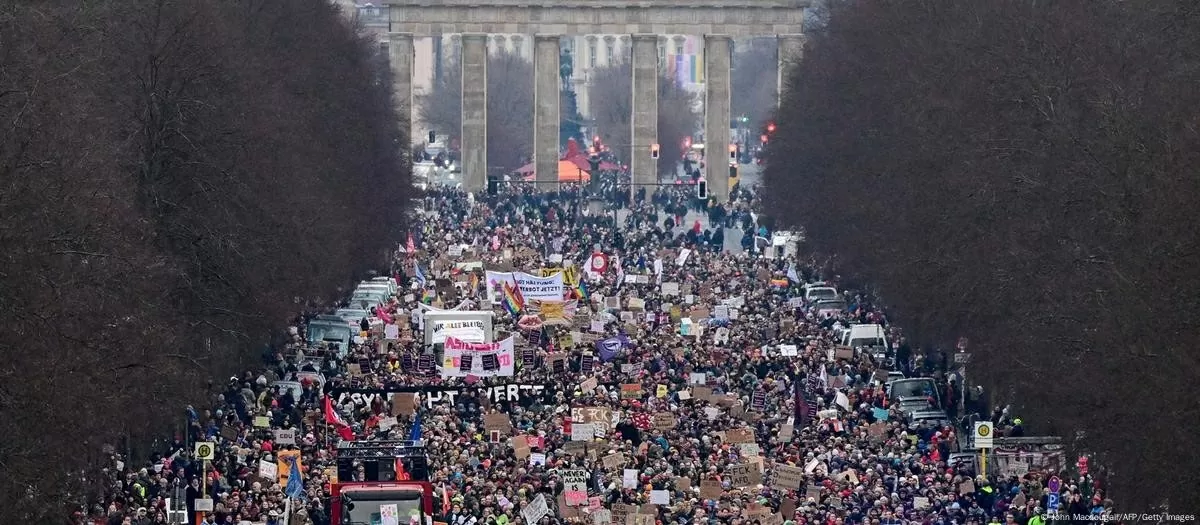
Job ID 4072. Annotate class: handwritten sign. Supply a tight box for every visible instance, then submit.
[772,463,805,490]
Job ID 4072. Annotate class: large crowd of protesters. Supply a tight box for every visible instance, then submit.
[81,184,1111,525]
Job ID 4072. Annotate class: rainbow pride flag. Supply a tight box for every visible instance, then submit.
[502,281,525,317]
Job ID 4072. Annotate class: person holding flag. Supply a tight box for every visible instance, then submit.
[324,395,355,441]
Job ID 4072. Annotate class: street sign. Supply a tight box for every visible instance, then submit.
[194,441,216,460]
[1047,475,1061,493]
[973,421,994,449]
[1047,492,1061,512]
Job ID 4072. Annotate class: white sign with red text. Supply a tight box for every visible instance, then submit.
[440,336,516,378]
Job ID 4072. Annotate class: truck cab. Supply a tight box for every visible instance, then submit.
[307,315,353,357]
[332,440,437,525]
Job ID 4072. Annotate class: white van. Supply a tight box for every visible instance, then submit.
[367,276,398,295]
[842,323,888,350]
[356,282,393,296]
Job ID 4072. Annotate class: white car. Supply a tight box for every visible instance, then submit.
[803,282,839,302]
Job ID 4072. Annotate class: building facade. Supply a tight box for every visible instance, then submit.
[347,3,769,134]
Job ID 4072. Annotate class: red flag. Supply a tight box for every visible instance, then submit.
[406,232,417,256]
[441,484,452,516]
[324,395,355,441]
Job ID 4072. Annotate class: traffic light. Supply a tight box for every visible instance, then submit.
[697,179,708,199]
[487,176,499,196]
[592,135,601,150]
[650,144,660,159]
[428,130,436,143]
[728,144,737,161]
[729,164,737,179]
[588,154,600,173]
[760,134,769,143]
[766,121,776,133]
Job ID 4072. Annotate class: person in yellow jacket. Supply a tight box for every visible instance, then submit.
[1028,509,1045,525]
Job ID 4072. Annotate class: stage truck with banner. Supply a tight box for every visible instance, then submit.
[484,271,564,304]
[422,310,493,347]
[439,336,516,378]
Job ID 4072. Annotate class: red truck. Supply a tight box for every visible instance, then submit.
[330,440,437,525]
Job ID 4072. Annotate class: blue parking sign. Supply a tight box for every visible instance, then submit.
[1047,492,1061,512]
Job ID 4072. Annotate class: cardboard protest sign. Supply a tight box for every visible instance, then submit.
[602,452,626,470]
[780,498,797,519]
[513,436,531,459]
[772,463,805,490]
[391,393,418,416]
[806,485,823,501]
[484,412,512,432]
[727,463,762,487]
[725,428,755,443]
[652,413,677,430]
[700,479,723,499]
[571,406,614,436]
[779,424,795,441]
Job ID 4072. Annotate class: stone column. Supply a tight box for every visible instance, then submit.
[630,34,659,193]
[704,34,733,202]
[534,35,561,190]
[387,33,415,147]
[460,34,488,192]
[777,34,805,105]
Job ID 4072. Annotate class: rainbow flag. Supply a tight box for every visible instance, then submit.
[502,281,525,317]
[574,279,589,302]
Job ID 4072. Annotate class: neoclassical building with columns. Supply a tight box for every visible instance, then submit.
[353,0,807,202]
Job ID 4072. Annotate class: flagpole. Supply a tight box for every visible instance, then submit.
[283,496,292,525]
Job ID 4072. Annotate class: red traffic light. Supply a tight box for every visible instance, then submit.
[766,122,776,133]
[760,134,769,143]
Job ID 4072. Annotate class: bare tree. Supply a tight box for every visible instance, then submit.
[0,0,412,520]
[588,63,701,175]
[765,0,1200,511]
[416,50,533,172]
[732,38,778,129]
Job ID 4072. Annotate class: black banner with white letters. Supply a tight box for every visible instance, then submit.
[329,382,555,410]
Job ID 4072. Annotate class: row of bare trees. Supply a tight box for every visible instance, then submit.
[0,0,411,520]
[416,51,537,172]
[588,63,701,175]
[765,0,1199,511]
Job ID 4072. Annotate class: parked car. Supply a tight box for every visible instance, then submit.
[887,377,943,413]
